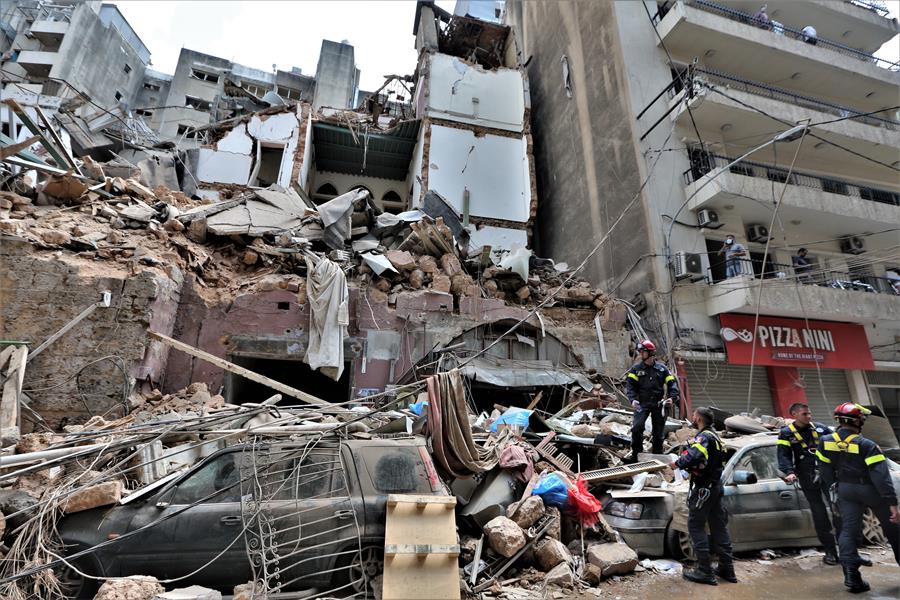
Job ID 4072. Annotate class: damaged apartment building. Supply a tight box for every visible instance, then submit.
[0,2,632,438]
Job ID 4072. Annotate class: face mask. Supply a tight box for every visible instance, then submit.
[725,238,734,245]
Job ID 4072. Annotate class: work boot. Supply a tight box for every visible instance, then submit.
[858,555,873,568]
[823,549,839,565]
[683,566,717,586]
[714,563,738,583]
[842,565,871,594]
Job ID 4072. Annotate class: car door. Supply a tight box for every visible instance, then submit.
[257,444,357,593]
[723,444,806,546]
[124,450,252,587]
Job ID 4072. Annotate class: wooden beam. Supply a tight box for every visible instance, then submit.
[148,331,333,408]
[33,105,82,175]
[2,99,71,170]
[1,345,28,445]
[0,135,40,160]
[28,299,105,361]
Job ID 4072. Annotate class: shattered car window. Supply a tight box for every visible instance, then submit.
[294,448,346,499]
[173,453,242,503]
[364,448,430,493]
[733,446,780,481]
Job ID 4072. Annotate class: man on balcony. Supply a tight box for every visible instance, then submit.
[792,248,814,284]
[718,236,747,278]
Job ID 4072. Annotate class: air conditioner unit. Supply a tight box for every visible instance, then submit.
[674,252,703,280]
[840,236,866,254]
[697,208,719,228]
[747,224,769,243]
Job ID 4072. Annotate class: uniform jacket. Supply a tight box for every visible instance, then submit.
[777,421,831,480]
[625,360,680,407]
[676,427,725,485]
[817,427,897,504]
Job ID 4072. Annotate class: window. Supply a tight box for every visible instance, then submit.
[860,187,899,206]
[114,91,122,101]
[190,68,219,83]
[729,163,754,177]
[256,144,285,187]
[821,178,849,195]
[135,109,153,118]
[143,82,161,92]
[124,63,132,74]
[173,453,243,503]
[381,190,404,214]
[177,124,200,139]
[243,84,265,97]
[362,448,433,494]
[733,446,779,481]
[278,86,301,100]
[766,168,795,185]
[264,447,345,500]
[314,183,339,202]
[185,95,212,111]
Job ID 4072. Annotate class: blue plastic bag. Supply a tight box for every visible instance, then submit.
[532,473,569,508]
[408,398,428,415]
[489,407,533,433]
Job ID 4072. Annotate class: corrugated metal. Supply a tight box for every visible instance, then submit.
[798,368,851,421]
[684,361,774,416]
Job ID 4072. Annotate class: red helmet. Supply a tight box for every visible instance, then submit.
[637,339,656,353]
[833,402,870,424]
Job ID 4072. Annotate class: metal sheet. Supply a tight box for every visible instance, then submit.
[461,356,592,391]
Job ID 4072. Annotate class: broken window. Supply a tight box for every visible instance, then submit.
[255,144,286,187]
[135,109,153,118]
[124,63,132,74]
[143,82,161,92]
[277,86,301,100]
[190,68,219,83]
[176,124,200,139]
[733,446,779,481]
[243,84,266,97]
[185,95,212,111]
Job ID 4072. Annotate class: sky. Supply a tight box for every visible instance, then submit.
[112,0,456,92]
[113,0,898,92]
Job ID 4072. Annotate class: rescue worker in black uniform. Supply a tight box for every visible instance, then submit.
[626,339,679,460]
[672,406,736,585]
[817,402,900,593]
[777,402,839,565]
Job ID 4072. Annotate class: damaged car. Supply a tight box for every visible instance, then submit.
[601,433,900,559]
[55,437,447,599]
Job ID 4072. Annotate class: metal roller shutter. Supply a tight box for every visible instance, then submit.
[798,368,851,422]
[684,361,774,416]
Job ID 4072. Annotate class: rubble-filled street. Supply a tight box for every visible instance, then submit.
[0,1,898,599]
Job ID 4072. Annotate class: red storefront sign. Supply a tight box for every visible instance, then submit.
[719,314,874,370]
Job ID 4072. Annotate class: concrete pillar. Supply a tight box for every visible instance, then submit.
[846,369,873,407]
[767,366,806,417]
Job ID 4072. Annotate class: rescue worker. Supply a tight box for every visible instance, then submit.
[672,406,736,585]
[625,339,679,460]
[777,402,839,565]
[817,402,900,593]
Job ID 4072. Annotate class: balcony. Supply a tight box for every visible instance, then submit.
[683,153,900,232]
[704,259,900,324]
[655,0,900,111]
[14,49,57,77]
[29,19,68,46]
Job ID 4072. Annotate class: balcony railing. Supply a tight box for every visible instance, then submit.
[686,0,900,71]
[683,152,900,207]
[846,0,891,17]
[689,68,900,130]
[708,257,900,296]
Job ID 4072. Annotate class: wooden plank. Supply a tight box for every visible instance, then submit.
[28,303,100,360]
[149,331,333,408]
[34,105,81,175]
[0,345,15,372]
[2,99,71,170]
[0,135,40,160]
[383,493,459,600]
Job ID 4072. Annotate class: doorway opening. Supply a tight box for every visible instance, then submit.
[226,356,351,405]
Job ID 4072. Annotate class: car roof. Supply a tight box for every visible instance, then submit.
[722,432,777,450]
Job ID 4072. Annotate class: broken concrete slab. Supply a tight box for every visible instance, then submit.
[544,562,575,588]
[62,480,123,513]
[153,586,222,600]
[506,495,544,529]
[484,516,526,558]
[534,537,570,571]
[586,542,639,577]
[94,576,165,600]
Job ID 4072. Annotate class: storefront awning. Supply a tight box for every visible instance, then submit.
[461,356,592,391]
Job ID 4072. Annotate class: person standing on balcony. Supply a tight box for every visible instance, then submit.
[752,5,770,29]
[801,25,818,45]
[792,247,813,283]
[718,236,747,278]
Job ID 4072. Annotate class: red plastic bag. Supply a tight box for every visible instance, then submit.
[567,475,603,527]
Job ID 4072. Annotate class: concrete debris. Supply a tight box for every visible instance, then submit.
[153,586,222,600]
[62,480,124,513]
[534,537,571,571]
[94,576,165,600]
[543,562,575,588]
[586,542,639,577]
[506,495,545,529]
[484,516,527,557]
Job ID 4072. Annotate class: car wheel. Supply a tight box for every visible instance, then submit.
[665,523,695,561]
[332,545,383,596]
[55,558,98,600]
[861,508,887,546]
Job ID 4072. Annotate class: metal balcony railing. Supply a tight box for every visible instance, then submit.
[846,0,891,17]
[687,0,900,71]
[683,152,900,207]
[690,68,900,130]
[708,257,900,296]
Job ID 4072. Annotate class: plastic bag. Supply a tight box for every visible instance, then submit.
[489,407,533,433]
[532,473,569,508]
[408,398,428,415]
[567,475,603,527]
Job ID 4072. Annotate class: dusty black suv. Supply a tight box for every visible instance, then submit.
[57,437,446,598]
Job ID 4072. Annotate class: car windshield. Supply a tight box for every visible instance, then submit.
[733,445,780,481]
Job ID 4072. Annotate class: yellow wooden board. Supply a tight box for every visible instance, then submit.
[382,494,460,600]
